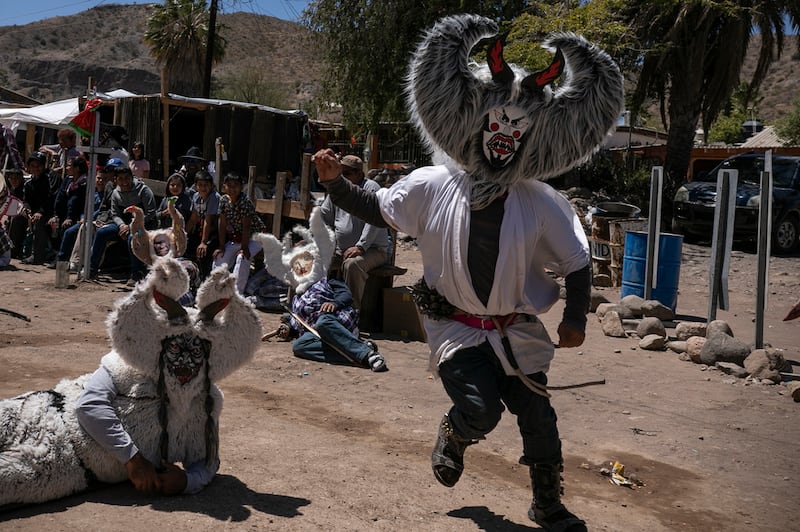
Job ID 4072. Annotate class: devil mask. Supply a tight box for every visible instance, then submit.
[406,14,624,191]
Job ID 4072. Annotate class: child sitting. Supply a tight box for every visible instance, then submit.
[212,172,265,293]
[157,172,192,229]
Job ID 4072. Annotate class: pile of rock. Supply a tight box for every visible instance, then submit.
[592,293,800,402]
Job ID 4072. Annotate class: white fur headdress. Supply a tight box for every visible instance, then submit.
[406,14,624,200]
[126,201,187,265]
[253,206,335,294]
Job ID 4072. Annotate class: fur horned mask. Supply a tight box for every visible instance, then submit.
[406,14,624,205]
[108,258,261,384]
[253,206,335,295]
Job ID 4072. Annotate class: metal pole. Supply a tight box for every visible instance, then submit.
[754,151,774,348]
[708,169,737,321]
[80,108,101,280]
[645,167,663,299]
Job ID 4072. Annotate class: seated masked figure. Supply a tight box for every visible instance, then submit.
[127,200,199,304]
[253,207,387,372]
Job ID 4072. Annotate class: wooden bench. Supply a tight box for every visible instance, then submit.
[359,262,407,332]
[357,229,407,333]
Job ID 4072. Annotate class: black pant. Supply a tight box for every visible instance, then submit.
[438,340,562,464]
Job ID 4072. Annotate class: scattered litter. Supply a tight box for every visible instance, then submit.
[630,427,659,436]
[600,461,645,488]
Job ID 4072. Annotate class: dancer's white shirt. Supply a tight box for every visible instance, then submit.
[376,162,589,376]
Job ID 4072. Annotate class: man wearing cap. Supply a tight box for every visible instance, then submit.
[178,146,207,190]
[20,152,54,265]
[320,154,390,310]
[87,159,157,284]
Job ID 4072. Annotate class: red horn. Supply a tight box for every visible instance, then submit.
[153,289,189,322]
[488,39,514,85]
[522,48,565,94]
[198,298,230,322]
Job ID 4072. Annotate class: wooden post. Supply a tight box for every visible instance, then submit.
[247,165,256,200]
[162,98,170,179]
[300,153,311,215]
[272,171,287,235]
[214,137,223,190]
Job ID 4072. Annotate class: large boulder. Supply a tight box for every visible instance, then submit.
[639,334,667,351]
[600,310,628,338]
[641,300,674,321]
[620,294,645,317]
[667,340,688,354]
[743,349,786,383]
[596,303,633,319]
[675,321,707,340]
[716,361,749,378]
[686,336,707,363]
[636,317,666,339]
[707,320,734,338]
[699,333,751,366]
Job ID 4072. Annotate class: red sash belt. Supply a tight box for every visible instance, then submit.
[450,311,520,330]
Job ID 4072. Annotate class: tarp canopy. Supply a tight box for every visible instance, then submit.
[0,90,136,131]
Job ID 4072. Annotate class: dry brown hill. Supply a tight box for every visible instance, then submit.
[740,34,800,123]
[0,3,322,112]
[0,4,797,125]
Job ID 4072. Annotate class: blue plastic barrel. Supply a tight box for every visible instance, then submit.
[620,231,683,311]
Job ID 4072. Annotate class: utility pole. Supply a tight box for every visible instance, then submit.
[202,0,219,99]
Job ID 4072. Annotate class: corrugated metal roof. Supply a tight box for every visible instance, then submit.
[741,125,796,148]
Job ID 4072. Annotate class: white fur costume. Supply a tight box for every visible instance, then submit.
[252,206,335,294]
[0,258,261,506]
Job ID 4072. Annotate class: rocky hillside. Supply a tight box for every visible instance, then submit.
[740,34,800,124]
[0,4,798,124]
[0,3,323,112]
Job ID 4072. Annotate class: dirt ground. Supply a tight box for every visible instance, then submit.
[1,240,798,531]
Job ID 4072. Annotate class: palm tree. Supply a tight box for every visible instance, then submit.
[144,0,226,97]
[624,1,800,197]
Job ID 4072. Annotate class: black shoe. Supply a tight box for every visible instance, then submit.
[431,413,477,487]
[364,340,388,372]
[528,503,586,531]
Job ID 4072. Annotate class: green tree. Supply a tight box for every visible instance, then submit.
[707,82,763,144]
[303,0,526,129]
[144,0,226,97]
[620,0,800,195]
[776,96,800,145]
[214,67,290,108]
[504,0,637,73]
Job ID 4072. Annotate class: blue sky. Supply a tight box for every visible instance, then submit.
[3,0,312,26]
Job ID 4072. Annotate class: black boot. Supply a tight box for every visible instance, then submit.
[528,462,586,531]
[430,413,477,487]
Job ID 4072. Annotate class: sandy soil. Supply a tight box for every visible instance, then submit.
[0,241,798,531]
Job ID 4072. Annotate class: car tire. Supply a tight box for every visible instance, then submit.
[772,215,799,254]
[671,217,699,243]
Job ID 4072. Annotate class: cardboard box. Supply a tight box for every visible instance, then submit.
[382,286,427,342]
